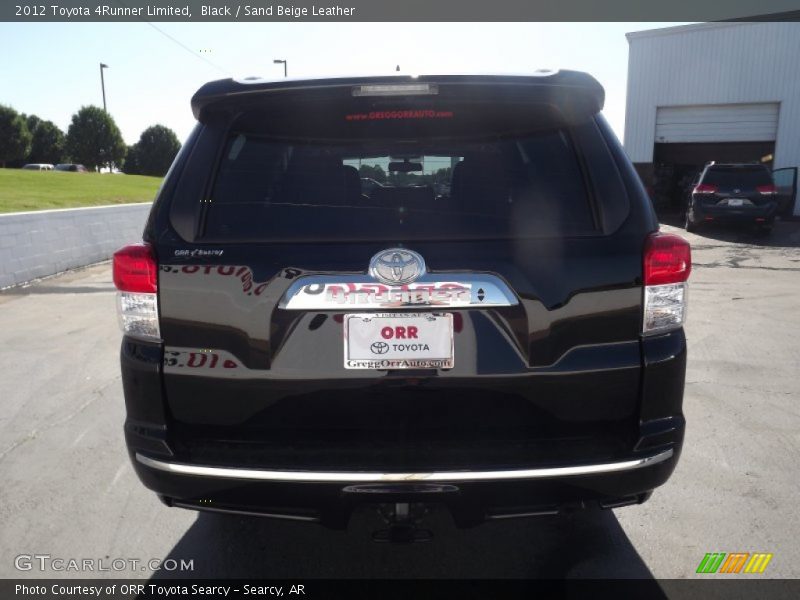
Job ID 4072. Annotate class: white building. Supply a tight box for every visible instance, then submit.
[624,22,800,215]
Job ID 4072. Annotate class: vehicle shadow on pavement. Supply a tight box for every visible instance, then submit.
[151,505,659,580]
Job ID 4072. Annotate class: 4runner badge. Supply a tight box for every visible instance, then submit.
[369,249,426,285]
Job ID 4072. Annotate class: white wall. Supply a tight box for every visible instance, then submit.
[624,22,800,169]
[0,203,152,289]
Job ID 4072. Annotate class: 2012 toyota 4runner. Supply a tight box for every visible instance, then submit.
[114,72,690,535]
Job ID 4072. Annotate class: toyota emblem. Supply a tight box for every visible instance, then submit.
[370,341,389,354]
[369,248,426,285]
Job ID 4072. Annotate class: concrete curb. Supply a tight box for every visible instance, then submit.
[0,203,153,289]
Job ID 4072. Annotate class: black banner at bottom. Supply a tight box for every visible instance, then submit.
[3,579,800,600]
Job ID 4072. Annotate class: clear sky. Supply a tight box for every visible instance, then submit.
[0,22,688,146]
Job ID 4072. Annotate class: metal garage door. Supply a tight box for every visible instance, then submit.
[655,104,779,143]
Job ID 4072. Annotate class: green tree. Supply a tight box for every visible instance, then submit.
[432,166,452,184]
[358,163,387,183]
[28,120,65,164]
[24,114,41,135]
[131,125,180,176]
[65,106,126,170]
[0,105,32,168]
[123,144,141,175]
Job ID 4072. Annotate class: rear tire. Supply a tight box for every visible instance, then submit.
[684,208,698,232]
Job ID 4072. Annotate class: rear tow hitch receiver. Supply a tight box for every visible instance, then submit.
[372,503,433,543]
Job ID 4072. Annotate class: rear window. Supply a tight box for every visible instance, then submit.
[703,166,773,188]
[199,125,597,242]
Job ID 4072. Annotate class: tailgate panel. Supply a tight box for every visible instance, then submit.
[158,237,644,454]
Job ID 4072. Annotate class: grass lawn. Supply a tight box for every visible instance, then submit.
[0,169,163,213]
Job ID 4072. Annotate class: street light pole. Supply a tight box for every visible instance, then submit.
[273,59,287,78]
[99,63,109,112]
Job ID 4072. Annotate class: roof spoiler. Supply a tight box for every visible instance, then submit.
[190,71,605,123]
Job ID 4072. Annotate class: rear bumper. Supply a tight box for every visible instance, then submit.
[121,329,687,527]
[694,200,778,222]
[130,446,680,527]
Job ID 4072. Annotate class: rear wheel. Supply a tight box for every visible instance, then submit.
[684,207,698,232]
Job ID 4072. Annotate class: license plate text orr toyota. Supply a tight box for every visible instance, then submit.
[344,313,454,369]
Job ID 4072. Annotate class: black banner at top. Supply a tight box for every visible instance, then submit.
[3,0,800,22]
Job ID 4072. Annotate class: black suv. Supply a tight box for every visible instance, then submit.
[685,162,779,234]
[114,73,690,532]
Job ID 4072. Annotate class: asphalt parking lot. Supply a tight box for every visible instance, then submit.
[1,220,799,580]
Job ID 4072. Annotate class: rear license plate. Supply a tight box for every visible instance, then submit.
[728,198,745,207]
[344,313,454,369]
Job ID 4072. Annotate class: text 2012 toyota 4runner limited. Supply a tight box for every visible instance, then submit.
[114,72,690,536]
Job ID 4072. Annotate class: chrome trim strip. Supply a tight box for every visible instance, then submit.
[279,273,519,310]
[172,501,318,522]
[136,449,673,483]
[487,509,560,519]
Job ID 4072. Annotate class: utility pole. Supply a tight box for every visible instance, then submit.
[100,63,109,111]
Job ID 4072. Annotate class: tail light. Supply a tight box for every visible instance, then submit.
[693,183,717,194]
[757,184,777,195]
[643,233,691,335]
[113,243,160,341]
